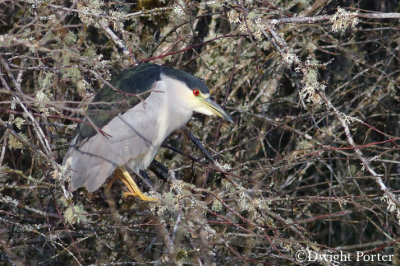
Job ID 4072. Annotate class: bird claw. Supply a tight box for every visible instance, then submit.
[123,192,157,202]
[111,166,158,202]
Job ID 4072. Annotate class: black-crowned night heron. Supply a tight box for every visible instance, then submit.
[63,63,232,201]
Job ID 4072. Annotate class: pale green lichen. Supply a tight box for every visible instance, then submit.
[211,199,223,212]
[296,140,313,150]
[64,32,77,45]
[200,0,224,8]
[64,203,88,225]
[229,10,266,41]
[227,9,241,24]
[221,179,236,193]
[201,225,217,240]
[39,72,54,90]
[77,0,104,28]
[300,59,325,104]
[381,194,400,224]
[14,117,26,130]
[282,48,299,66]
[65,67,82,83]
[8,134,27,150]
[330,7,359,32]
[83,46,97,58]
[35,87,53,115]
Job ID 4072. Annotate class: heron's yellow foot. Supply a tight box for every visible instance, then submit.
[123,192,156,201]
[114,166,157,202]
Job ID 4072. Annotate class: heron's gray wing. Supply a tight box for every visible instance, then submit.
[65,93,161,192]
[63,64,162,191]
[74,63,162,145]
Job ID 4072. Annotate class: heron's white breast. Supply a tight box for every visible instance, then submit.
[126,78,193,172]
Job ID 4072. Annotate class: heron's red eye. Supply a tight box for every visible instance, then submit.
[193,89,200,96]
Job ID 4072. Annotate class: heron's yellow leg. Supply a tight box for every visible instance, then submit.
[114,166,157,202]
[107,174,131,192]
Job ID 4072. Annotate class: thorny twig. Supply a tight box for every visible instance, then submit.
[261,18,400,207]
[0,58,54,160]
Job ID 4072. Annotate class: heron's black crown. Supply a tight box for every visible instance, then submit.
[114,63,209,95]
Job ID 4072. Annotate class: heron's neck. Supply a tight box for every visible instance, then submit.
[150,85,192,148]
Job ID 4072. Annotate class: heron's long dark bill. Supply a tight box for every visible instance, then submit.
[202,98,233,123]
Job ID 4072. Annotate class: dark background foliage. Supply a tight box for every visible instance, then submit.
[1,0,400,265]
